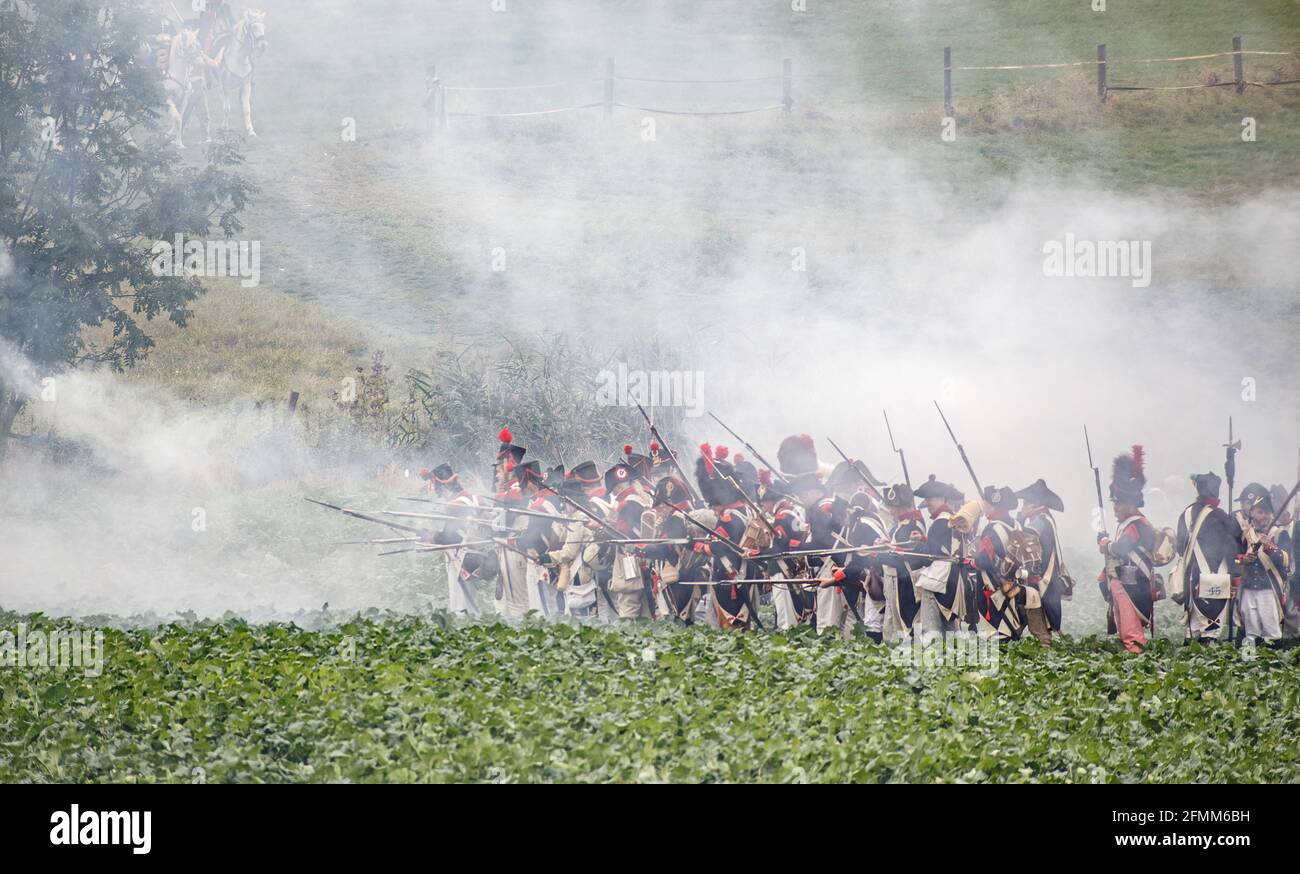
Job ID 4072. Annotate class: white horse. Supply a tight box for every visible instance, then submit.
[163,29,205,148]
[210,10,268,138]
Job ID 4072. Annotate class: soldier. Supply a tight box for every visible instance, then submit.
[696,444,760,629]
[1171,472,1241,643]
[1236,486,1292,645]
[911,475,967,641]
[417,463,486,616]
[493,459,542,620]
[752,476,815,630]
[972,485,1032,641]
[1016,478,1070,644]
[639,476,706,623]
[601,460,656,620]
[878,483,924,643]
[811,460,882,639]
[541,461,610,618]
[1097,446,1159,653]
[517,464,569,617]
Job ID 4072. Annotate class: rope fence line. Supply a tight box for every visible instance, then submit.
[422,39,1298,129]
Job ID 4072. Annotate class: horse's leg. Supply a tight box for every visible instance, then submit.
[242,76,256,138]
[219,75,231,130]
[168,94,186,148]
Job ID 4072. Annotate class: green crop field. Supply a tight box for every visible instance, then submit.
[3,611,1298,783]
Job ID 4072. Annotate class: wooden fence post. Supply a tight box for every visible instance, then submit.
[1097,44,1107,100]
[1233,36,1245,94]
[604,57,614,119]
[943,47,953,117]
[782,58,792,112]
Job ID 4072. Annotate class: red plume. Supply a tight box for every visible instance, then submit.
[758,469,772,487]
[699,442,713,459]
[649,441,659,452]
[418,468,432,480]
[623,443,634,456]
[733,453,745,464]
[715,445,730,460]
[1131,444,1145,478]
[498,427,513,443]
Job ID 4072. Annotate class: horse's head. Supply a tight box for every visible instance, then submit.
[241,10,268,53]
[173,28,202,63]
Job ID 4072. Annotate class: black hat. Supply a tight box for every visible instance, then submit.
[915,474,962,503]
[777,434,818,477]
[604,462,635,495]
[732,457,759,495]
[695,444,743,506]
[1109,445,1146,507]
[827,459,881,493]
[1015,478,1064,512]
[982,485,1019,511]
[625,452,652,482]
[499,444,526,471]
[1190,472,1221,500]
[495,427,519,461]
[652,476,692,508]
[881,483,915,510]
[568,460,601,487]
[1238,482,1269,508]
[513,460,543,487]
[1269,484,1291,514]
[759,479,795,503]
[543,464,566,492]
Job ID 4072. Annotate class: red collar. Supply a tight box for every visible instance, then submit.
[1201,497,1221,508]
[988,509,1012,523]
[895,509,923,523]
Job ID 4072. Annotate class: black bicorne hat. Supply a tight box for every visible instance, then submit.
[759,478,795,503]
[1015,478,1064,512]
[827,459,882,493]
[982,485,1019,511]
[543,464,566,492]
[513,460,543,487]
[625,452,652,482]
[653,476,692,508]
[568,460,601,486]
[1238,482,1269,508]
[604,462,635,495]
[1190,472,1221,500]
[881,483,915,510]
[915,474,962,503]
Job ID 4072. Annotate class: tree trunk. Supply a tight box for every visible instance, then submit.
[0,385,23,462]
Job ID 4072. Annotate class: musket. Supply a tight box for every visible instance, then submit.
[518,487,627,542]
[634,401,702,504]
[378,539,494,557]
[882,410,912,493]
[1224,417,1241,510]
[305,497,423,535]
[934,401,983,498]
[1084,425,1107,536]
[1245,479,1300,560]
[665,503,745,553]
[1223,417,1242,641]
[707,412,790,484]
[718,469,780,537]
[336,536,419,545]
[825,436,883,500]
[385,507,585,525]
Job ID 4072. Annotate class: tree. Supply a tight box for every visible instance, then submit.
[0,0,253,456]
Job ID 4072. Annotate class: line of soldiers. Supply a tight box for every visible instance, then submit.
[410,431,1296,651]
